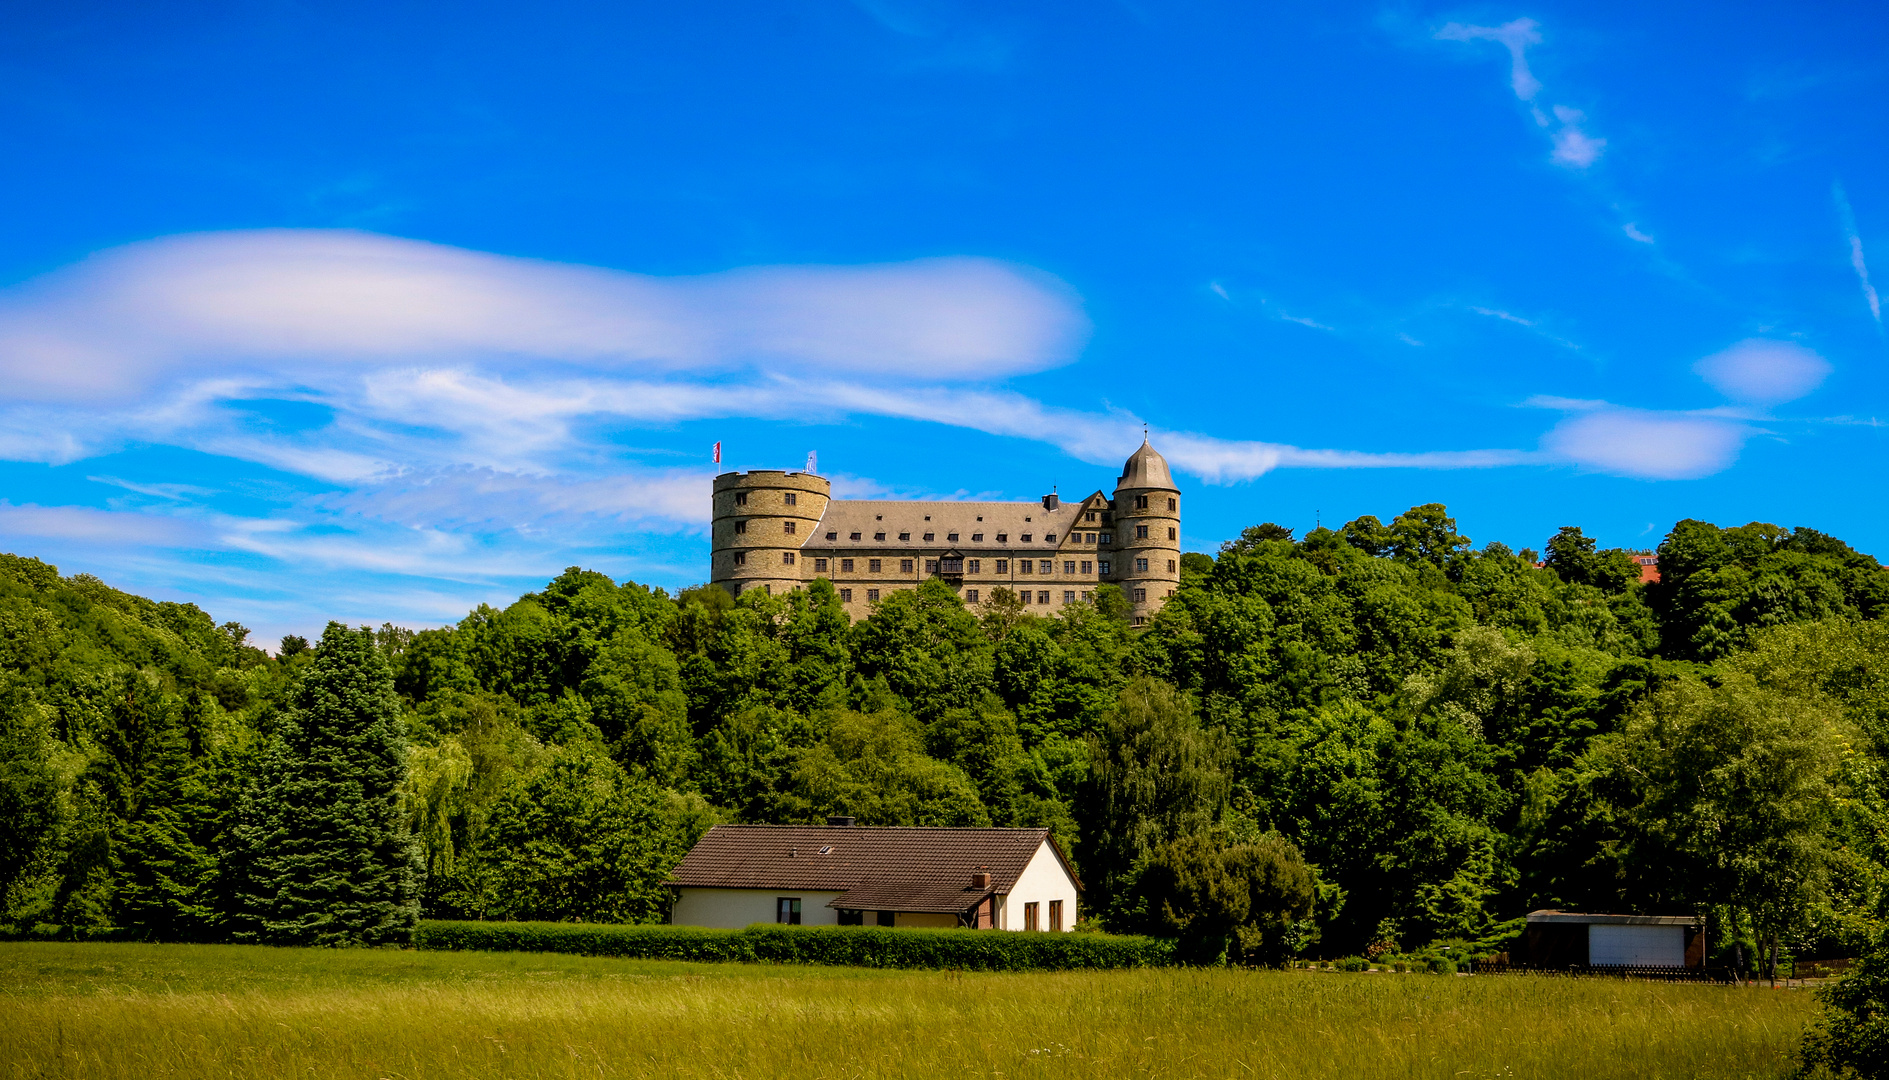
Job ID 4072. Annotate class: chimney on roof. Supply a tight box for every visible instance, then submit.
[827,815,856,827]
[1043,492,1059,510]
[971,869,992,890]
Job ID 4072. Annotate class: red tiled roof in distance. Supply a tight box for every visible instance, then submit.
[667,825,1075,912]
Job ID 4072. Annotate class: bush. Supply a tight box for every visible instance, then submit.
[1798,937,1889,1078]
[1427,956,1457,975]
[1338,957,1369,972]
[415,920,1176,971]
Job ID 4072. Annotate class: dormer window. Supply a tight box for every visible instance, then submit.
[1021,534,1032,543]
[874,532,886,541]
[923,532,934,541]
[997,533,1008,543]
[876,514,883,521]
[850,532,862,541]
[972,533,983,541]
[1045,533,1056,542]
[946,532,958,541]
[899,532,910,541]
[827,532,838,540]
[976,516,984,522]
[1025,516,1033,522]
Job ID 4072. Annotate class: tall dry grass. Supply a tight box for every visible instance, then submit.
[2,941,1812,1079]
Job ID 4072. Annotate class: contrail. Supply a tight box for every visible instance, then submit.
[1835,181,1883,328]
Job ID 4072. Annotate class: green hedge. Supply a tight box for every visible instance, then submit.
[415,920,1175,971]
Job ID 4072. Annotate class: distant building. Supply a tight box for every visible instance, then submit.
[710,438,1182,625]
[1515,910,1704,968]
[666,820,1082,931]
[1628,550,1660,584]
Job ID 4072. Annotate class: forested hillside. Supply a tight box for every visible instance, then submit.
[5,504,1889,967]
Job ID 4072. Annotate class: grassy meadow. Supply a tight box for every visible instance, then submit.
[2,941,1815,1080]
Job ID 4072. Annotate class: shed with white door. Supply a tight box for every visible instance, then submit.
[1517,910,1705,969]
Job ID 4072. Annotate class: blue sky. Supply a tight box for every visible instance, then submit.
[0,0,1884,647]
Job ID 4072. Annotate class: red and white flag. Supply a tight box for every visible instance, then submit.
[712,441,721,465]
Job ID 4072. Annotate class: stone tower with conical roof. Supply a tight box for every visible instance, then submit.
[1108,437,1181,626]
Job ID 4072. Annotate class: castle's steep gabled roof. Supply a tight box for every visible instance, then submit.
[1117,438,1174,490]
[803,500,1077,550]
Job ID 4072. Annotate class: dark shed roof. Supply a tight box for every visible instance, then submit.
[1526,909,1696,926]
[667,825,1078,913]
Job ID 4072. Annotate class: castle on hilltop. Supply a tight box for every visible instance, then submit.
[711,439,1182,625]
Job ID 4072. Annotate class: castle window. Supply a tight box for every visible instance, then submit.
[874,532,885,541]
[1085,533,1095,543]
[1021,591,1032,605]
[1099,560,1111,575]
[735,520,748,534]
[841,558,855,572]
[1168,527,1176,541]
[1082,590,1093,601]
[1100,532,1113,544]
[1045,533,1055,542]
[1102,512,1113,523]
[996,533,1008,543]
[815,558,829,572]
[1167,559,1177,572]
[1037,591,1050,604]
[869,559,882,572]
[947,532,958,541]
[965,589,979,603]
[1133,615,1146,626]
[785,492,797,506]
[1020,534,1032,543]
[1064,561,1076,574]
[924,560,937,573]
[1039,560,1052,574]
[995,559,1008,573]
[923,532,934,541]
[735,492,748,506]
[1081,560,1093,573]
[840,588,853,602]
[783,552,796,565]
[1085,511,1096,522]
[850,532,861,541]
[899,532,910,541]
[1136,558,1150,572]
[784,521,796,534]
[867,588,880,602]
[903,559,916,572]
[1063,591,1076,604]
[1167,589,1176,598]
[1136,525,1150,539]
[1019,560,1032,574]
[764,584,772,595]
[967,559,981,573]
[971,533,983,542]
[827,532,838,540]
[1135,495,1148,509]
[733,552,747,566]
[1133,588,1147,602]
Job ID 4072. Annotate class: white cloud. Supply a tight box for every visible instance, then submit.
[1539,408,1750,480]
[0,230,1091,403]
[1623,223,1655,244]
[0,501,203,545]
[1694,339,1831,405]
[1551,123,1606,169]
[1835,183,1883,325]
[1435,18,1542,101]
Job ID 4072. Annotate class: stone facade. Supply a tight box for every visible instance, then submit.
[710,439,1182,625]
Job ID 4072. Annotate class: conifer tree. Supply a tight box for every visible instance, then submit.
[231,622,421,945]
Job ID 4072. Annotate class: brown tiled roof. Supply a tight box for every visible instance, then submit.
[667,825,1077,913]
[801,495,1111,553]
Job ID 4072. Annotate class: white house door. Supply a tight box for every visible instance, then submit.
[1587,925,1684,967]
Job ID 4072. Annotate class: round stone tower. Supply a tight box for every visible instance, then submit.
[711,469,831,598]
[1110,438,1181,626]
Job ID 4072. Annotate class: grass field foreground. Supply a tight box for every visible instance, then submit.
[2,941,1815,1080]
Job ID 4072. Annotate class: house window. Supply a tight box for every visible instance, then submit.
[1021,534,1032,543]
[869,559,882,572]
[874,532,886,541]
[1082,590,1093,601]
[1168,589,1176,598]
[1099,532,1113,544]
[1167,498,1176,511]
[1135,495,1149,509]
[1021,591,1032,605]
[1039,560,1053,574]
[1085,511,1096,522]
[966,589,979,603]
[784,521,796,534]
[785,492,797,506]
[777,898,801,925]
[735,492,748,506]
[1050,900,1063,931]
[1019,560,1032,574]
[867,588,880,601]
[899,531,910,541]
[1099,560,1111,575]
[972,533,983,541]
[1063,590,1076,604]
[997,533,1008,543]
[841,558,855,572]
[827,531,838,540]
[1045,533,1056,542]
[967,559,981,573]
[1168,527,1177,541]
[1133,615,1146,626]
[1136,525,1149,539]
[1063,561,1076,574]
[849,532,861,541]
[1025,902,1040,931]
[902,559,916,572]
[1136,558,1149,572]
[840,588,853,602]
[923,532,934,541]
[782,552,795,565]
[995,559,1008,573]
[838,909,863,926]
[735,520,748,534]
[763,584,772,595]
[733,552,747,566]
[1081,561,1093,574]
[1037,591,1050,605]
[1085,533,1095,543]
[1168,559,1177,573]
[924,560,937,573]
[814,558,828,572]
[877,911,895,927]
[1133,588,1147,602]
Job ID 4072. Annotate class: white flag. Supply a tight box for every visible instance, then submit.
[806,451,817,474]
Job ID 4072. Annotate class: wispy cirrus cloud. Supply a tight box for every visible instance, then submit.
[1436,17,1606,171]
[1835,182,1883,327]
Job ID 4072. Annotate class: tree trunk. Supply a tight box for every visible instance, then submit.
[1768,935,1780,989]
[1731,910,1745,984]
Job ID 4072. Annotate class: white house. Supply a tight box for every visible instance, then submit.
[667,818,1082,931]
